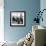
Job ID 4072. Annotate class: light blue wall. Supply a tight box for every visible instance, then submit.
[4,0,40,42]
[40,0,46,27]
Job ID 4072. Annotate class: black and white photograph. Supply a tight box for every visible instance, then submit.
[10,11,26,26]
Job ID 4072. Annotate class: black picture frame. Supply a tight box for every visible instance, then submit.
[10,11,26,27]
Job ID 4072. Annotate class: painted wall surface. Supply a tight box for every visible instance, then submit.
[40,0,46,27]
[4,0,40,42]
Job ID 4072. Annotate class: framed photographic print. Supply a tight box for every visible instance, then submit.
[10,11,26,27]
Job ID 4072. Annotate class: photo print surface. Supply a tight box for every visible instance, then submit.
[10,11,26,26]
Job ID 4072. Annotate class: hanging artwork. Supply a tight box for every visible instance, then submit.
[10,11,26,27]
